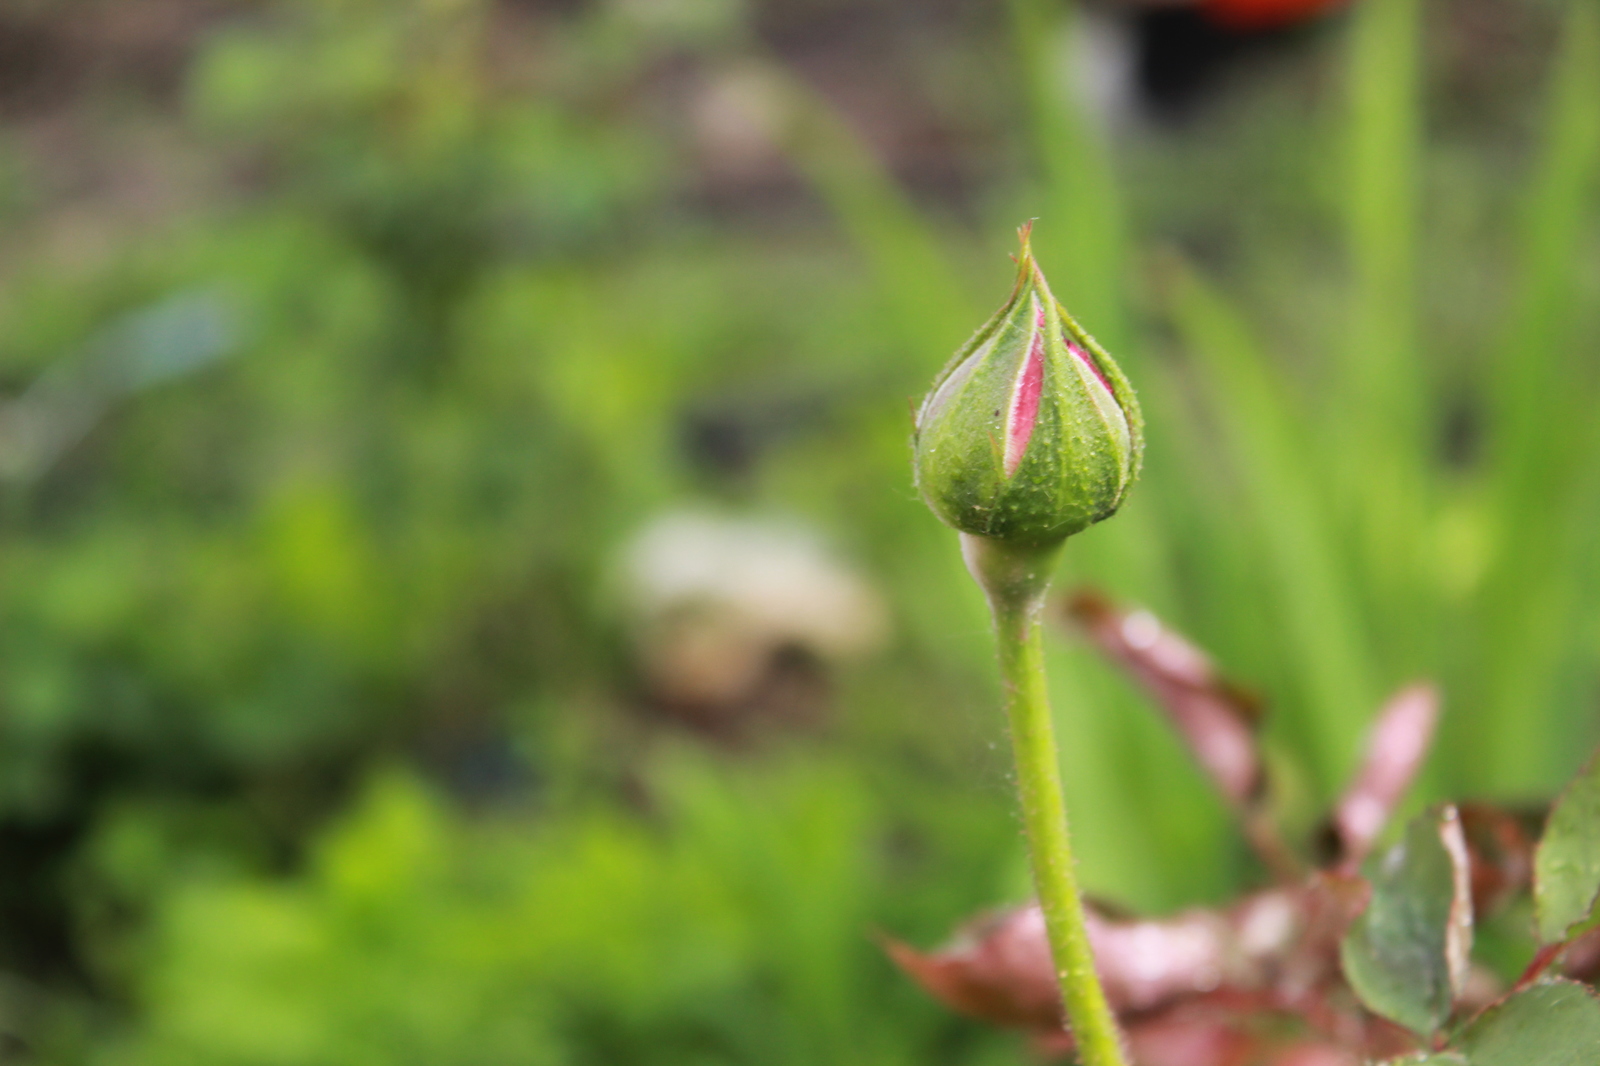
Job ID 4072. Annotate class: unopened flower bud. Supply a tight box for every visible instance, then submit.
[913,225,1143,546]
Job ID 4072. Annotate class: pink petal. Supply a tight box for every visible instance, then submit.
[1004,301,1047,477]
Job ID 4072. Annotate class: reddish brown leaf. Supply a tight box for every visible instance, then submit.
[1089,906,1244,1013]
[1458,804,1536,918]
[889,901,1251,1024]
[1066,591,1263,806]
[882,908,1061,1030]
[1266,1043,1364,1066]
[1331,685,1440,870]
[1039,1012,1385,1066]
[1123,1012,1261,1066]
[885,876,1377,1030]
[1562,924,1600,985]
[1035,1009,1272,1066]
[887,872,1431,1063]
[1276,871,1373,1011]
[1064,590,1311,882]
[887,900,1242,1030]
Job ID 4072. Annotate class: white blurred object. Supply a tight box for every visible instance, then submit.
[619,511,888,710]
[1074,6,1141,131]
[689,64,787,182]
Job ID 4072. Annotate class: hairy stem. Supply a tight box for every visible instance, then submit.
[962,534,1128,1066]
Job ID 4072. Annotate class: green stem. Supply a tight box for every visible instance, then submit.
[962,534,1128,1066]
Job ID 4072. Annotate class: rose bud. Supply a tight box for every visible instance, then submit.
[913,224,1143,547]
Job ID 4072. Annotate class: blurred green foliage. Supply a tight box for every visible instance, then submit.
[0,0,1596,1061]
[90,755,1023,1066]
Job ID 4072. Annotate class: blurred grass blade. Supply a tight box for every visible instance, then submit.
[754,61,976,359]
[1007,0,1127,352]
[1066,590,1263,808]
[1165,260,1374,794]
[1340,0,1427,664]
[1491,0,1600,492]
[1005,0,1183,614]
[1467,0,1600,795]
[1345,0,1421,414]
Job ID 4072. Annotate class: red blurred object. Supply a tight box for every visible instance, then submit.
[1201,0,1350,31]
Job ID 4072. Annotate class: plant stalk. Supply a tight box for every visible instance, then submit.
[962,534,1128,1066]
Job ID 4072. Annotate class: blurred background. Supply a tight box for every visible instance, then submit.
[0,0,1596,1061]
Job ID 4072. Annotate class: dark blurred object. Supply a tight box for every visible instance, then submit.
[0,0,232,117]
[1116,0,1347,120]
[1200,0,1348,31]
[680,390,831,483]
[1566,925,1600,985]
[1457,803,1539,918]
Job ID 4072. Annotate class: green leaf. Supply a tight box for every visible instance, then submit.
[1457,980,1600,1066]
[1536,746,1600,943]
[1340,805,1473,1037]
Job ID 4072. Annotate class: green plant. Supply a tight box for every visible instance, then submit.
[893,590,1600,1063]
[911,231,1144,1066]
[1,0,1597,1061]
[87,746,1035,1066]
[772,0,1600,818]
